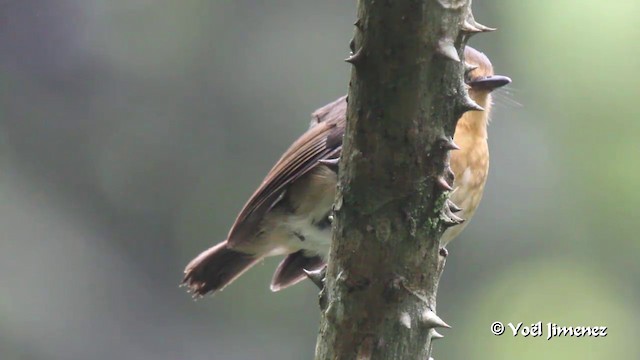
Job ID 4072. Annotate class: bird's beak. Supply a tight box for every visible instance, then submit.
[468,75,511,92]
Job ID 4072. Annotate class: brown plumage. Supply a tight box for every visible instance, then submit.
[183,46,511,296]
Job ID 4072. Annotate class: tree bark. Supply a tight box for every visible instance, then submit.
[314,1,490,359]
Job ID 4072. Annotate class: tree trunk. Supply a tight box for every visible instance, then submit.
[314,1,491,359]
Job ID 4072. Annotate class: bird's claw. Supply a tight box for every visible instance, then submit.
[304,266,328,309]
[440,199,465,228]
[319,157,340,172]
[303,266,326,290]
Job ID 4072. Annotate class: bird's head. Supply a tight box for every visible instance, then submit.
[463,46,511,113]
[458,46,511,133]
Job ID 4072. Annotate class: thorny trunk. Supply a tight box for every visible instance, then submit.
[313,0,493,359]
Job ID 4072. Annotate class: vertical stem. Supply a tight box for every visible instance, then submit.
[314,0,477,359]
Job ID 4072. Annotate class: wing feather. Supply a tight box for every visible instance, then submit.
[227,116,344,247]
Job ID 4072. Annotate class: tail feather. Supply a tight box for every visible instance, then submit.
[183,240,260,296]
[270,250,324,292]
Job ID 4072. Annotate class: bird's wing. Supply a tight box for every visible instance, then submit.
[227,114,344,248]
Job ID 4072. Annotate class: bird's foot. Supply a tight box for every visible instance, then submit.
[303,266,326,290]
[319,157,340,173]
[440,199,465,228]
[304,266,328,310]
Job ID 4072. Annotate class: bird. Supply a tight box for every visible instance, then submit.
[182,46,511,297]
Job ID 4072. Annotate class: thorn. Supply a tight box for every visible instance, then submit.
[446,199,462,213]
[437,135,460,151]
[446,166,455,180]
[304,267,326,290]
[431,329,445,340]
[436,38,460,62]
[461,20,481,33]
[354,18,363,29]
[421,309,451,329]
[445,207,465,224]
[436,176,453,191]
[473,21,496,32]
[449,212,464,224]
[464,62,478,75]
[441,205,465,228]
[345,47,364,65]
[461,94,484,112]
[319,157,340,171]
[400,312,412,329]
[441,216,464,228]
[462,13,496,34]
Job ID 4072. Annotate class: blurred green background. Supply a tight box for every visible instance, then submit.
[1,1,638,359]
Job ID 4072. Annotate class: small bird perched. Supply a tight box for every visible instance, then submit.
[183,46,511,296]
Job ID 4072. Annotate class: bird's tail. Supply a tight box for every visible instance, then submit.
[182,240,260,296]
